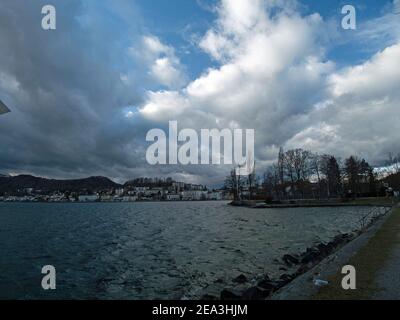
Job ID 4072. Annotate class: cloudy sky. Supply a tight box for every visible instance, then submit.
[0,0,399,185]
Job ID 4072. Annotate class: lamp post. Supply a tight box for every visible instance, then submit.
[0,100,11,115]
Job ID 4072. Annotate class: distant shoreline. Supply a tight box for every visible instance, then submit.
[0,199,230,204]
[230,198,396,209]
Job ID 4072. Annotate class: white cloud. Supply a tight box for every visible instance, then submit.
[139,90,190,121]
[288,43,400,163]
[150,57,185,89]
[137,0,400,181]
[329,44,400,99]
[0,72,22,95]
[285,122,341,152]
[129,35,187,89]
[140,0,331,136]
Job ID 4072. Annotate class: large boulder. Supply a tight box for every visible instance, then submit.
[220,288,243,300]
[316,243,334,257]
[279,274,295,284]
[300,247,321,265]
[200,294,218,300]
[257,279,278,291]
[282,254,300,266]
[242,286,271,300]
[233,274,248,284]
[332,233,351,246]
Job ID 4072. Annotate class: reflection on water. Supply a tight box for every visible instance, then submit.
[0,202,373,299]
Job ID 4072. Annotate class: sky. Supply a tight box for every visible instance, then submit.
[0,0,399,185]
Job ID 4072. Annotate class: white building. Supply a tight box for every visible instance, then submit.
[181,190,208,201]
[207,192,223,201]
[190,184,204,191]
[122,196,138,202]
[173,182,185,191]
[48,194,66,202]
[99,194,113,202]
[166,194,181,201]
[134,187,149,193]
[144,189,162,197]
[79,195,98,202]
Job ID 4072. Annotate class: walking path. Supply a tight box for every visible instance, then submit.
[272,204,400,300]
[372,242,400,299]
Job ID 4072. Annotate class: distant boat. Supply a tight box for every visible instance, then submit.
[0,99,11,115]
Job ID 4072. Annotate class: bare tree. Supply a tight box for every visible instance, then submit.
[296,149,311,182]
[345,156,360,196]
[264,164,281,199]
[310,153,328,199]
[326,156,342,198]
[247,164,256,200]
[284,149,296,196]
[225,169,242,201]
[277,147,286,197]
[344,156,372,197]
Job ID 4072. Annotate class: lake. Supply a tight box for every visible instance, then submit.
[0,201,373,299]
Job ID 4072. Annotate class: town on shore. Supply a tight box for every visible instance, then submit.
[0,175,231,203]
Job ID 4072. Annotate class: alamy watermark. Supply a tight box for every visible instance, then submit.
[342,265,356,290]
[38,4,359,31]
[146,121,255,176]
[41,265,56,290]
[342,5,357,30]
[41,5,56,30]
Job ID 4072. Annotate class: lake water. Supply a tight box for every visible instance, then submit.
[0,202,374,300]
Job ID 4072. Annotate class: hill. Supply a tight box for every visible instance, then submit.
[0,175,121,194]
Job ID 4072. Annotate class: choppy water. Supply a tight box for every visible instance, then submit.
[0,202,374,299]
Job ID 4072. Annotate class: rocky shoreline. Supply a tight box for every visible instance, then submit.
[230,200,392,209]
[201,233,354,300]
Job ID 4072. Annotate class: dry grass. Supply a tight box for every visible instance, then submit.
[314,208,400,300]
[348,197,398,207]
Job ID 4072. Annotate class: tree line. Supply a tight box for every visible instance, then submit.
[226,147,399,201]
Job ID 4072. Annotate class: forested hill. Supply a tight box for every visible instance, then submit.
[0,175,121,194]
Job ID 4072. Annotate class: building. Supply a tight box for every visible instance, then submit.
[78,195,98,202]
[134,187,149,193]
[166,194,181,201]
[122,196,138,202]
[99,194,113,202]
[181,190,208,201]
[190,184,205,191]
[207,191,223,201]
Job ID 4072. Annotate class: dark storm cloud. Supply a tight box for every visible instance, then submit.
[0,0,156,181]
